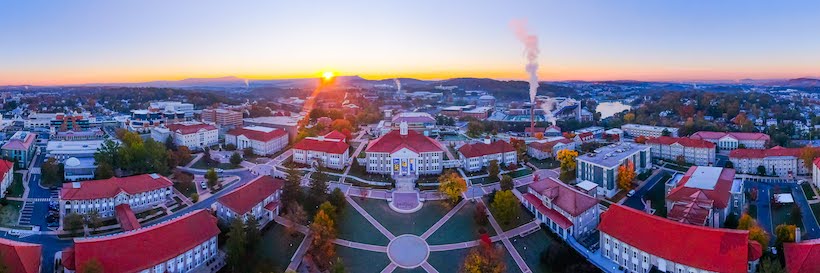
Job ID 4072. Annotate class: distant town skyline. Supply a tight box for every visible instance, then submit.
[2,1,820,85]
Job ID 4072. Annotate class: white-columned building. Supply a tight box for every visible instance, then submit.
[689,131,769,150]
[58,174,173,221]
[645,136,716,166]
[60,209,220,273]
[216,176,284,228]
[152,122,218,150]
[292,131,349,170]
[365,122,445,176]
[457,139,517,172]
[621,124,679,138]
[225,126,288,156]
[598,204,761,273]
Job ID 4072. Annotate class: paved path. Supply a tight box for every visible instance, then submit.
[421,199,467,239]
[184,153,204,168]
[345,196,396,240]
[421,262,439,273]
[379,263,397,273]
[334,238,388,252]
[503,220,540,237]
[172,188,194,206]
[288,234,312,272]
[481,199,532,273]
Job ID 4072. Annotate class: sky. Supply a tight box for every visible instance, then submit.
[2,1,820,85]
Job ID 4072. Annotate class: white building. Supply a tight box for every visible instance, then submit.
[729,146,818,176]
[24,112,58,128]
[365,122,445,176]
[598,204,760,273]
[645,136,716,166]
[216,176,284,228]
[46,140,111,161]
[292,131,349,170]
[58,174,173,220]
[521,176,599,240]
[225,126,289,156]
[812,158,820,189]
[576,143,652,198]
[689,131,769,150]
[0,160,14,199]
[457,139,517,172]
[621,124,679,138]
[664,166,744,228]
[152,122,219,150]
[149,101,195,118]
[61,209,220,273]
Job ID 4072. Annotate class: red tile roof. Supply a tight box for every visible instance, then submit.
[115,203,140,231]
[729,146,820,159]
[666,166,735,209]
[528,177,598,216]
[690,131,770,141]
[748,241,763,261]
[528,138,572,153]
[264,200,280,212]
[646,136,715,148]
[0,159,13,178]
[815,157,820,170]
[522,193,572,229]
[667,201,712,226]
[599,204,751,273]
[60,174,173,200]
[218,176,284,215]
[1,132,35,151]
[293,137,349,154]
[458,140,515,158]
[71,210,219,273]
[227,126,288,142]
[366,129,443,154]
[0,238,41,273]
[323,130,347,141]
[165,123,217,135]
[785,238,820,273]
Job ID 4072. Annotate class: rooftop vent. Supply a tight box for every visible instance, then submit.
[148,173,160,179]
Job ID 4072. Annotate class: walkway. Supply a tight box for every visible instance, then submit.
[345,196,396,240]
[480,198,532,273]
[420,199,467,239]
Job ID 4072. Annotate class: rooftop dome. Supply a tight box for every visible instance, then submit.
[65,157,81,167]
[479,95,495,100]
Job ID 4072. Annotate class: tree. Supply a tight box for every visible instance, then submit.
[758,256,784,273]
[243,147,254,157]
[499,175,513,191]
[461,243,506,273]
[490,190,519,226]
[437,170,467,204]
[329,188,346,211]
[509,138,528,163]
[661,128,671,137]
[282,165,304,210]
[318,201,338,223]
[738,213,754,230]
[724,213,739,229]
[229,152,242,167]
[466,121,483,138]
[225,143,236,151]
[623,113,635,123]
[164,135,176,150]
[487,160,500,179]
[190,193,199,203]
[80,258,104,273]
[64,213,85,236]
[245,215,261,251]
[283,202,307,237]
[330,257,346,273]
[800,146,818,171]
[791,204,802,226]
[41,157,64,188]
[634,135,648,144]
[775,224,797,246]
[724,160,734,169]
[757,165,767,176]
[617,160,636,191]
[308,164,330,215]
[205,168,219,190]
[84,210,102,233]
[226,217,248,272]
[309,210,337,270]
[474,202,489,226]
[94,162,115,179]
[748,225,770,250]
[557,149,578,180]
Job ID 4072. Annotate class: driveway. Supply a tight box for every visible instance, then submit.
[622,169,670,210]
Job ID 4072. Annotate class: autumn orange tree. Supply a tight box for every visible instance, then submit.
[737,213,770,249]
[461,241,506,273]
[617,159,636,191]
[309,210,338,270]
[634,135,648,144]
[775,224,797,246]
[438,170,467,204]
[799,146,817,171]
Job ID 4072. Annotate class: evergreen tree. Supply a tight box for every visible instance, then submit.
[245,215,261,251]
[282,165,304,210]
[226,218,248,272]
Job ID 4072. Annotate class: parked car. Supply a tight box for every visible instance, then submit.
[627,189,636,197]
[201,182,207,189]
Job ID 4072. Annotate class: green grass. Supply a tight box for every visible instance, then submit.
[802,183,817,200]
[426,247,472,273]
[511,227,555,273]
[6,173,24,198]
[426,201,497,245]
[0,200,22,227]
[507,168,533,178]
[485,197,535,231]
[470,176,500,185]
[256,223,305,273]
[336,245,391,273]
[772,203,803,230]
[346,163,394,183]
[189,157,240,170]
[337,205,390,246]
[811,203,820,226]
[645,173,671,217]
[172,180,198,198]
[354,198,450,236]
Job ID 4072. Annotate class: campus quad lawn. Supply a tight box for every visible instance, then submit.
[426,243,523,273]
[336,245,391,273]
[256,223,305,272]
[529,158,560,169]
[0,200,22,227]
[470,176,500,185]
[426,201,497,245]
[484,197,535,231]
[507,168,533,178]
[354,198,449,236]
[189,157,240,170]
[337,204,390,246]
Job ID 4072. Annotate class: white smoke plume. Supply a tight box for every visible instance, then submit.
[244,79,249,88]
[393,78,401,92]
[511,19,540,104]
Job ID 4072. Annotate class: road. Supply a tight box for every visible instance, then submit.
[622,169,671,210]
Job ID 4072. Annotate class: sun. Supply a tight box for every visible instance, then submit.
[322,71,335,81]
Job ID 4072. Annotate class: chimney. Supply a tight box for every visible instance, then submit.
[400,121,408,136]
[796,227,802,243]
[72,182,81,188]
[484,137,491,144]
